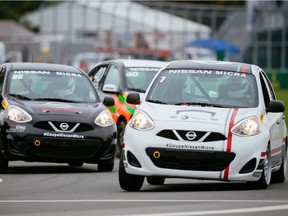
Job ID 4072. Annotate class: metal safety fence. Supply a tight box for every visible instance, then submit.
[1,1,287,73]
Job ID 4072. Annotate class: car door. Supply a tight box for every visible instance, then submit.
[259,70,284,164]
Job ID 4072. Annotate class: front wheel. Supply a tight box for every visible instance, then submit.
[118,152,144,191]
[68,162,84,167]
[98,162,114,172]
[0,151,9,174]
[248,145,271,189]
[116,121,127,158]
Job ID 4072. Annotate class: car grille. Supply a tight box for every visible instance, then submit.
[34,121,94,132]
[26,137,101,158]
[157,130,226,142]
[146,148,235,171]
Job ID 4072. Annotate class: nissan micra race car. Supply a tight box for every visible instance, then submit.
[0,62,117,173]
[88,59,167,156]
[119,60,287,191]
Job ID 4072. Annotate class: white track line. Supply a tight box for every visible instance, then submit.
[130,204,288,216]
[0,199,288,203]
[0,199,288,215]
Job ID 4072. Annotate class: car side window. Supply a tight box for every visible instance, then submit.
[90,66,107,88]
[259,71,274,108]
[261,71,276,100]
[102,65,120,90]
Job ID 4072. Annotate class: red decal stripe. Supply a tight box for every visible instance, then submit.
[271,146,283,155]
[241,64,248,73]
[224,108,238,180]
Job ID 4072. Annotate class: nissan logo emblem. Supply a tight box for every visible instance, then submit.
[185,131,197,141]
[59,123,69,131]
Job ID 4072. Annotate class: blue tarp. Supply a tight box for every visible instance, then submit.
[186,38,240,55]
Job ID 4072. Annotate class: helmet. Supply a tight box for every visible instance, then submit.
[56,77,76,97]
[226,76,249,99]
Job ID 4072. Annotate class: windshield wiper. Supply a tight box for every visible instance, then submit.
[33,98,79,103]
[8,94,32,101]
[127,88,146,93]
[175,102,224,108]
[146,99,167,104]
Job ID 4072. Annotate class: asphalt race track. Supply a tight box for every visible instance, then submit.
[0,159,288,216]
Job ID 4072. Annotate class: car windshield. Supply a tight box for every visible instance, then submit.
[146,69,258,108]
[7,70,100,103]
[125,67,160,93]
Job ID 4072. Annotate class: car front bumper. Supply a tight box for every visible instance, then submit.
[122,122,268,182]
[3,122,117,164]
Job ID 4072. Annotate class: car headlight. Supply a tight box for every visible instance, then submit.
[6,105,32,123]
[130,110,154,130]
[231,116,260,136]
[95,110,114,127]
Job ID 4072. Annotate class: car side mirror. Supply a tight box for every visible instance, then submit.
[266,100,285,113]
[102,84,119,93]
[126,92,141,105]
[103,96,115,107]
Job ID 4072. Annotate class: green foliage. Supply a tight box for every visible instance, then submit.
[0,1,44,21]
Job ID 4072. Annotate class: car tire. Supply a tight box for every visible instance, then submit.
[118,152,144,191]
[116,121,127,158]
[271,142,287,183]
[147,177,165,185]
[98,162,114,172]
[0,152,9,174]
[248,144,271,189]
[68,162,84,167]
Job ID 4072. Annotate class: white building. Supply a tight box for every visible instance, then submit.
[23,0,211,55]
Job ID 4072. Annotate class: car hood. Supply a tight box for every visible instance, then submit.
[9,100,102,117]
[140,103,260,125]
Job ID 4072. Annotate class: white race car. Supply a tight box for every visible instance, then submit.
[118,60,287,191]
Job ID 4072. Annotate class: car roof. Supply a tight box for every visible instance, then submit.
[2,62,82,73]
[100,59,167,67]
[165,60,254,73]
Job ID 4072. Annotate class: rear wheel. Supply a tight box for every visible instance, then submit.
[0,151,9,174]
[118,152,144,191]
[116,121,127,158]
[147,177,165,185]
[272,141,287,183]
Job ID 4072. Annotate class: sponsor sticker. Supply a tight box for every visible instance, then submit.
[129,67,159,71]
[168,69,247,77]
[44,132,84,139]
[12,70,82,78]
[166,143,214,150]
[7,125,26,133]
[41,107,82,114]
